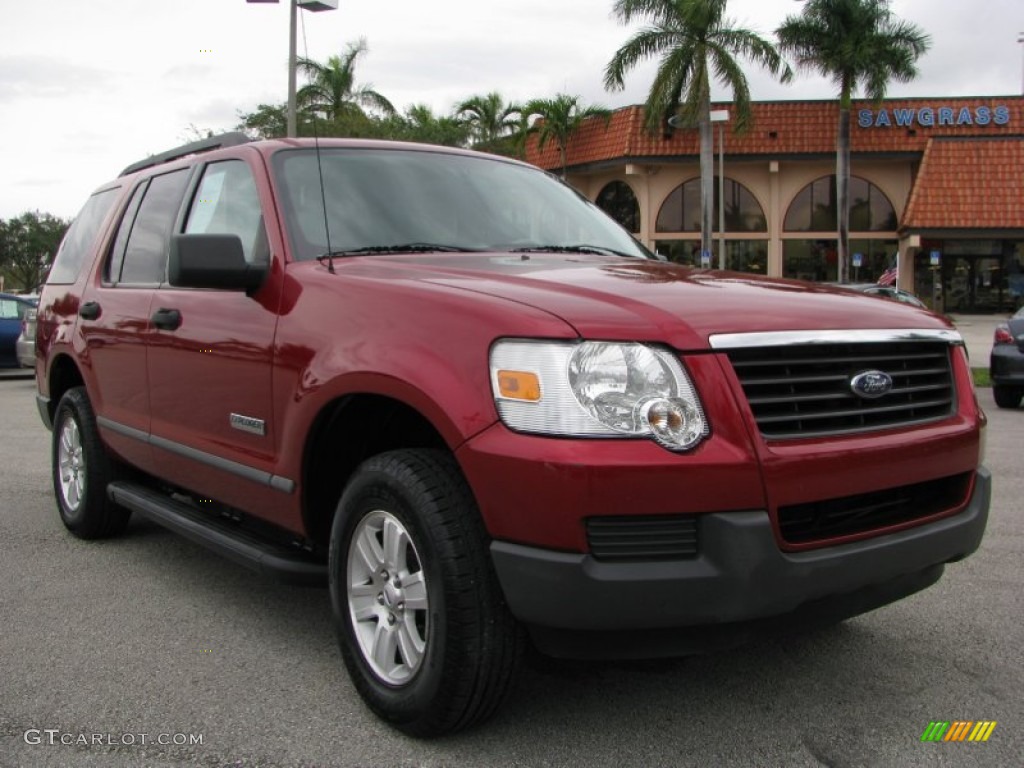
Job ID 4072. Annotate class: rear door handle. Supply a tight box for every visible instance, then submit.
[79,301,101,320]
[151,308,182,331]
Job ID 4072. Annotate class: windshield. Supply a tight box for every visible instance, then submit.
[271,147,651,261]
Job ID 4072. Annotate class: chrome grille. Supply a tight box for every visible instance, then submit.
[722,339,955,439]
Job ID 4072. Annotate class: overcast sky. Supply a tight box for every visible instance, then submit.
[1,0,1021,219]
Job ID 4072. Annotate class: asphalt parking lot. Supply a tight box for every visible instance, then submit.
[1,375,1021,768]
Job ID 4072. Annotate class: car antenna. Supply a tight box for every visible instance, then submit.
[300,13,335,274]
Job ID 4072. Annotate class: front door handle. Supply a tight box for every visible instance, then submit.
[79,301,101,320]
[151,308,182,331]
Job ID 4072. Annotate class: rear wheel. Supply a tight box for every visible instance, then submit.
[329,449,522,737]
[993,385,1023,409]
[51,387,131,539]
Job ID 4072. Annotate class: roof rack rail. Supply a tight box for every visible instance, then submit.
[119,132,252,177]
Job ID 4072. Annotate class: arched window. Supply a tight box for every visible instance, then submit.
[596,181,640,233]
[656,178,767,233]
[784,176,897,232]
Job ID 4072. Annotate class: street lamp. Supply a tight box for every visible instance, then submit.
[1018,33,1024,96]
[247,0,339,138]
[710,109,730,270]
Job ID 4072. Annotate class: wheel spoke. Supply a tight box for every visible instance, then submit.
[401,571,428,610]
[350,596,379,623]
[60,423,77,456]
[66,477,80,507]
[381,517,405,572]
[353,525,384,575]
[396,618,425,669]
[350,582,377,597]
[371,623,399,675]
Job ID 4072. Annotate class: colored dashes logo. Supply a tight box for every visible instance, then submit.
[920,721,997,742]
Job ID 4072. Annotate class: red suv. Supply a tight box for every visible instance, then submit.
[35,134,989,736]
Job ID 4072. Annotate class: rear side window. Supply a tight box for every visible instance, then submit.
[46,187,120,284]
[0,299,20,320]
[110,169,189,285]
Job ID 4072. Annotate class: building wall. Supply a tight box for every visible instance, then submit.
[539,97,1024,311]
[575,157,915,284]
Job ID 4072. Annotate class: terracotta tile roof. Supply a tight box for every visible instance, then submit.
[526,96,1024,169]
[901,137,1024,230]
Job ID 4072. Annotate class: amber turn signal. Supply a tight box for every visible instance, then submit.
[496,370,541,401]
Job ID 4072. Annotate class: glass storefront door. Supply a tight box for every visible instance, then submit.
[914,240,1023,314]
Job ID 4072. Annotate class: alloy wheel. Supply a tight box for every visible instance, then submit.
[347,509,429,685]
[58,417,85,513]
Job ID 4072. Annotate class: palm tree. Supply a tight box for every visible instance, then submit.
[777,0,929,283]
[401,104,472,147]
[605,0,792,263]
[524,94,611,178]
[297,38,396,124]
[456,92,522,151]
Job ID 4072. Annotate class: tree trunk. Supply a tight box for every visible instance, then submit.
[836,102,851,284]
[699,111,713,264]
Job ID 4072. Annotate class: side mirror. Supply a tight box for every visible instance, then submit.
[168,233,266,294]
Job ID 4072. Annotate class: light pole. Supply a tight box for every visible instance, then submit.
[247,0,339,138]
[710,109,730,270]
[1018,33,1024,95]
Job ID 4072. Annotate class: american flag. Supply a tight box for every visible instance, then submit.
[878,265,898,286]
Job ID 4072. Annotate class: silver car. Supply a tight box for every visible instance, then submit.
[16,306,37,368]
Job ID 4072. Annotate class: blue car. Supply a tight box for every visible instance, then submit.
[0,293,37,368]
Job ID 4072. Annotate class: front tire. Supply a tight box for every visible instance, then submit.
[51,387,131,539]
[329,449,522,737]
[993,385,1022,409]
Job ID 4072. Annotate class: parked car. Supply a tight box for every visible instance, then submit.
[16,306,38,368]
[841,283,928,308]
[0,293,37,368]
[35,133,989,736]
[989,307,1024,408]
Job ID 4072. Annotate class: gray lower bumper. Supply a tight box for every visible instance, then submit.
[491,468,990,634]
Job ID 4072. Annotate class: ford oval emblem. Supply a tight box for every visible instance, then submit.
[850,370,893,399]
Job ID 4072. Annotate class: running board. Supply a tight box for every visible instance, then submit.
[107,481,327,586]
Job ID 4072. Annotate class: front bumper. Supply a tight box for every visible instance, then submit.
[491,467,990,657]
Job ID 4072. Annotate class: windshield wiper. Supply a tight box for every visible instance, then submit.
[508,244,636,259]
[318,243,481,262]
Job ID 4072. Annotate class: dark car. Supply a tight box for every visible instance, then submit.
[0,293,37,368]
[989,307,1024,408]
[842,283,928,308]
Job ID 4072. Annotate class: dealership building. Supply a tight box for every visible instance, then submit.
[525,96,1024,313]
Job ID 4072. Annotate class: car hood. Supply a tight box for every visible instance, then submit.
[339,253,954,350]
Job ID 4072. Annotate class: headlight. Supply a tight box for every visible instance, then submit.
[490,340,708,451]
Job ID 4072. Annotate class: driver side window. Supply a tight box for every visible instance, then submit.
[185,160,267,265]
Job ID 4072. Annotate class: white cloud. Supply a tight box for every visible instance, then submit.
[0,0,1021,218]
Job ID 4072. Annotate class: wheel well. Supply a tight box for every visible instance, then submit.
[303,395,448,549]
[47,354,85,420]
